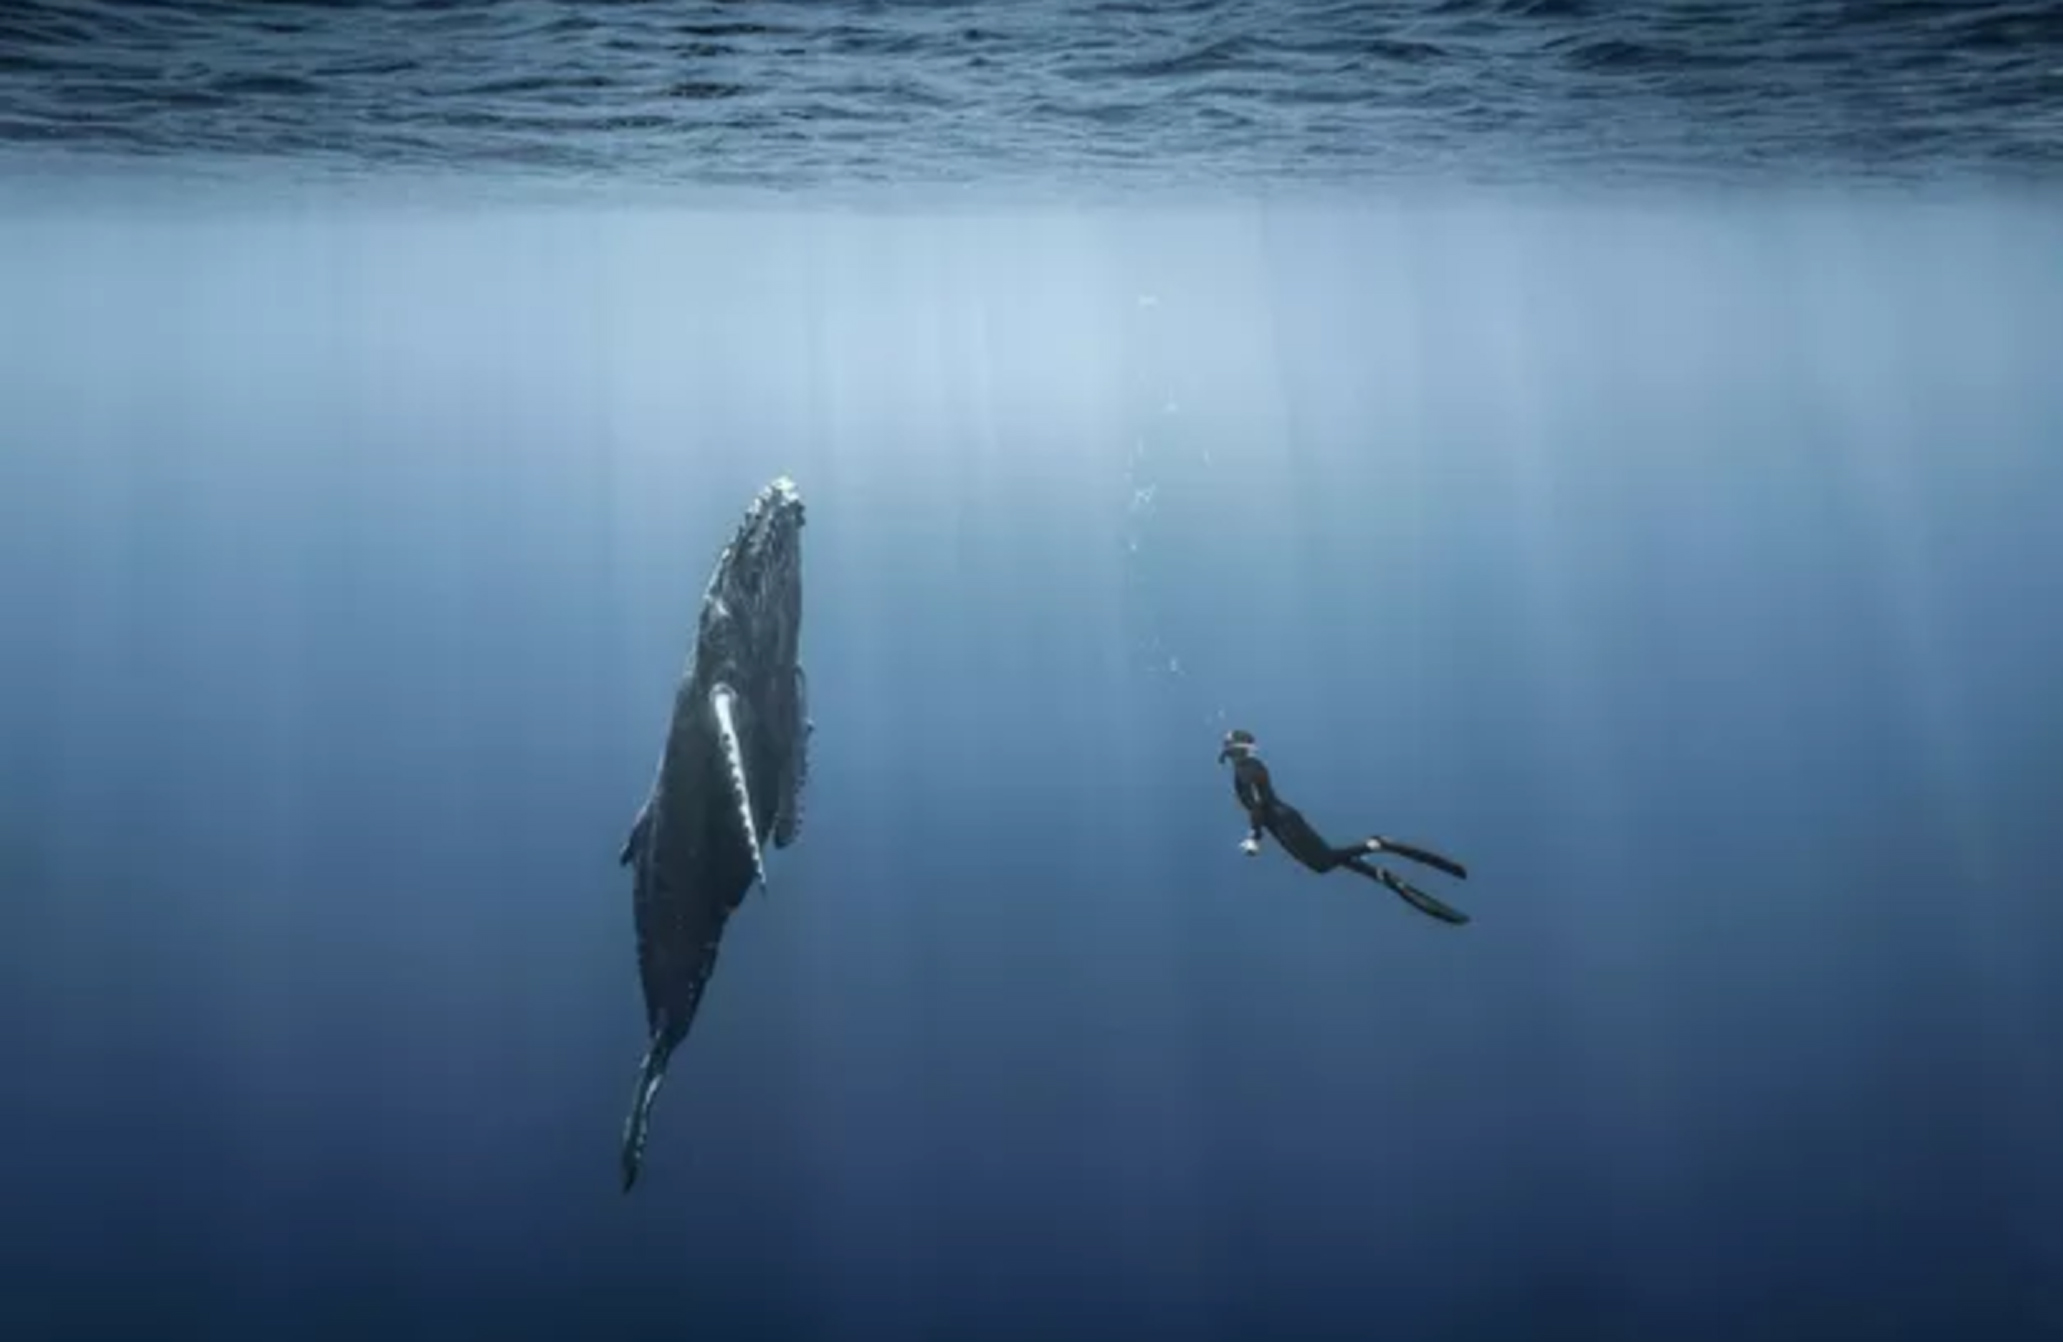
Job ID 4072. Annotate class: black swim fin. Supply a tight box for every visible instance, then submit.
[1376,868,1471,926]
[1372,837,1468,881]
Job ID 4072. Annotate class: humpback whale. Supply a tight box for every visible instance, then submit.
[617,475,810,1193]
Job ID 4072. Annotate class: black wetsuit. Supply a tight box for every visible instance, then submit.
[1231,752,1471,926]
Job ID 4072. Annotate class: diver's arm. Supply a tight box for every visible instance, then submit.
[1233,765,1270,850]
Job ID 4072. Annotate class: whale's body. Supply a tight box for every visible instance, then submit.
[617,476,810,1192]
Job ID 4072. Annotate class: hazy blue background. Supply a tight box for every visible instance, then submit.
[4,4,2063,1341]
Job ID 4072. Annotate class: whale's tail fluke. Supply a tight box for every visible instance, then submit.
[619,1030,677,1193]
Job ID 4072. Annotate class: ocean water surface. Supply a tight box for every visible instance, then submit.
[3,4,2062,1342]
[1,0,2061,190]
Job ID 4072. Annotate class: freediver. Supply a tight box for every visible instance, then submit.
[1218,728,1472,926]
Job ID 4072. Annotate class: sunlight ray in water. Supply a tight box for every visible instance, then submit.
[1775,208,2049,1142]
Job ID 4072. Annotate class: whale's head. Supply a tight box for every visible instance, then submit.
[694,476,810,854]
[698,475,805,691]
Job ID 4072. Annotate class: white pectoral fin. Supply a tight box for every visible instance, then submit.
[710,684,769,893]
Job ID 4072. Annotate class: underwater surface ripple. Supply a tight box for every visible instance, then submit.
[0,0,2059,191]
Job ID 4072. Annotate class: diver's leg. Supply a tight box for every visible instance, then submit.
[1282,838,1343,872]
[1365,836,1468,880]
[1272,809,1345,873]
[1345,857,1471,926]
[1300,845,1346,873]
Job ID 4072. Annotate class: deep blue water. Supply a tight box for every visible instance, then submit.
[5,191,2062,1342]
[4,5,2063,1342]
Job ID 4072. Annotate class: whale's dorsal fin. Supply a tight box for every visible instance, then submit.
[618,801,652,868]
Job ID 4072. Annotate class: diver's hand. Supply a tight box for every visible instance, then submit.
[1239,837,1260,857]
